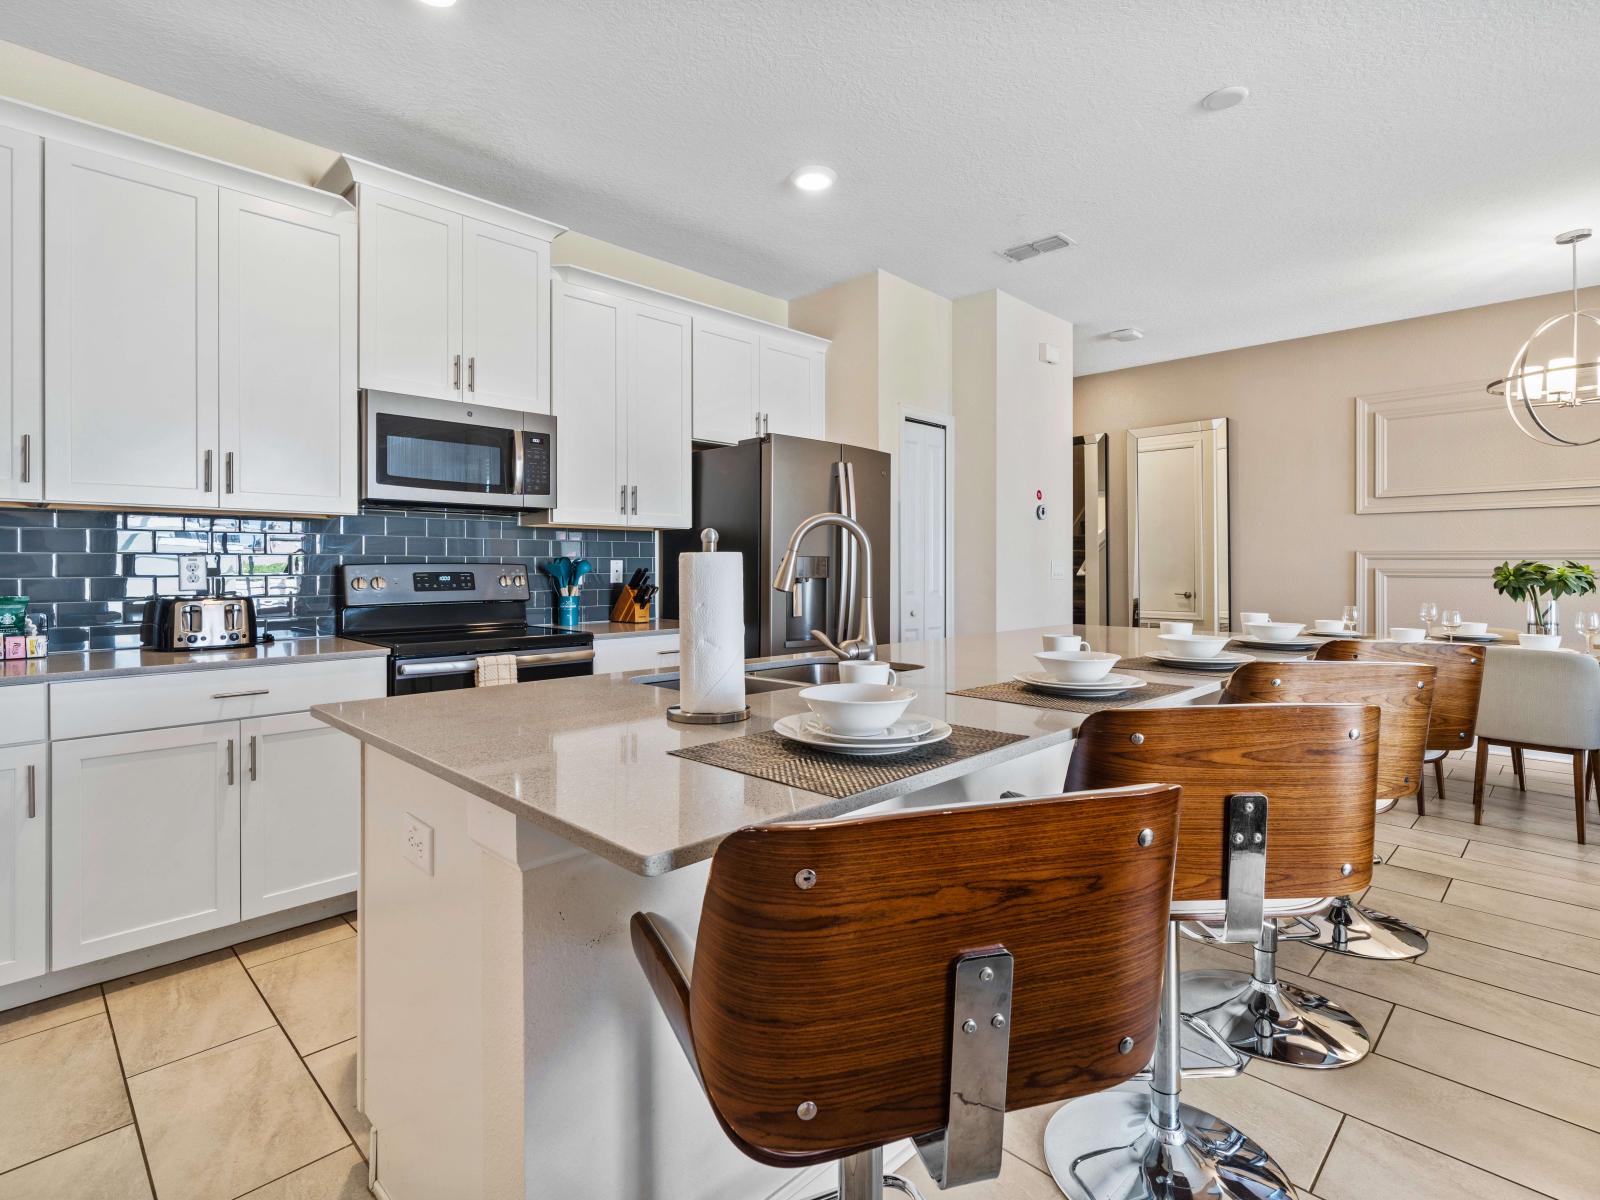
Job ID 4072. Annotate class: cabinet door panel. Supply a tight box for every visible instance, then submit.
[241,714,358,920]
[219,190,357,514]
[625,301,692,528]
[463,217,548,413]
[691,319,759,444]
[51,723,240,969]
[759,336,824,438]
[0,744,46,987]
[359,187,461,400]
[44,141,219,507]
[550,283,625,526]
[0,127,41,502]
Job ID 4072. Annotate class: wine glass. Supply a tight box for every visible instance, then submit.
[1342,605,1360,633]
[1440,610,1462,642]
[1577,611,1600,653]
[1418,602,1438,635]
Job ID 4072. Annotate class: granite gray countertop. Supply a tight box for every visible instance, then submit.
[0,636,388,687]
[312,625,1293,877]
[581,619,679,640]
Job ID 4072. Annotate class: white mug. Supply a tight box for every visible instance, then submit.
[837,659,898,686]
[1239,611,1269,626]
[1041,634,1087,653]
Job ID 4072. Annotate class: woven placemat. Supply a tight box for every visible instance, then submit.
[669,724,1027,799]
[947,678,1192,712]
[1118,655,1242,674]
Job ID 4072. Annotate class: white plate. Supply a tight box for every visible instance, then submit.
[1148,650,1253,670]
[1429,632,1500,644]
[774,713,953,754]
[1232,637,1318,651]
[1013,671,1147,695]
[1304,629,1359,637]
[801,713,935,742]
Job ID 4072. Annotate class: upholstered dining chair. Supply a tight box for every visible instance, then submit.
[1472,645,1600,844]
[632,783,1182,1200]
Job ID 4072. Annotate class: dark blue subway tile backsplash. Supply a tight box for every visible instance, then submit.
[0,504,656,651]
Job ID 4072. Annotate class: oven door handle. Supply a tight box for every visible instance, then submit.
[394,648,596,679]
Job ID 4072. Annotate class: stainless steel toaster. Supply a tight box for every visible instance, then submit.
[140,595,259,651]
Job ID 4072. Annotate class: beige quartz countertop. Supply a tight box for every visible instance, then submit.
[312,625,1310,877]
[0,636,388,687]
[581,619,679,640]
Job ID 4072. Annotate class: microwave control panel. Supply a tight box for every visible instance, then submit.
[522,430,552,496]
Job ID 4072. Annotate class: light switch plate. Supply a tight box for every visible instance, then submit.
[609,559,624,583]
[1050,558,1067,579]
[402,813,434,875]
[179,556,206,590]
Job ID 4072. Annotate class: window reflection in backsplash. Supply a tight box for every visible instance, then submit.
[0,506,657,651]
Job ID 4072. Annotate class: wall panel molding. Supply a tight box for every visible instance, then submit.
[1355,547,1600,637]
[1355,381,1600,514]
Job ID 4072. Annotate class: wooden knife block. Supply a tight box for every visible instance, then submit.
[609,586,652,624]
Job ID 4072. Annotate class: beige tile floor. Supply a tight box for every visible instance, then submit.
[1,749,1596,1199]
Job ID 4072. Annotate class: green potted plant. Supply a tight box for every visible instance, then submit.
[1490,559,1597,645]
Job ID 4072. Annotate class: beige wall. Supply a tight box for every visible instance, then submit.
[1075,287,1600,633]
[790,272,881,448]
[0,39,787,324]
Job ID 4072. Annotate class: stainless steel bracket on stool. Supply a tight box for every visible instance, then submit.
[1181,793,1374,1070]
[1044,793,1297,1200]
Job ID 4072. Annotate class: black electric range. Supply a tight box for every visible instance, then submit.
[335,562,594,695]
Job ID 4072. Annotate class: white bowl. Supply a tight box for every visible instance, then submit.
[1159,621,1194,636]
[1313,619,1346,633]
[799,683,916,736]
[1458,621,1489,636]
[1388,627,1426,643]
[1034,650,1121,682]
[1041,634,1087,653]
[1518,633,1562,651]
[1157,633,1230,659]
[1243,621,1306,643]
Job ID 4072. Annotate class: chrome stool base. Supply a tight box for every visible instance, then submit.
[1302,898,1428,960]
[1043,1084,1298,1200]
[1182,970,1371,1069]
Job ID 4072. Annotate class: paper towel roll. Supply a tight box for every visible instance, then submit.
[679,549,746,715]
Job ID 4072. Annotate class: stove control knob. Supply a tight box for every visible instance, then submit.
[349,577,367,590]
[498,575,511,587]
[512,573,526,586]
[371,577,388,591]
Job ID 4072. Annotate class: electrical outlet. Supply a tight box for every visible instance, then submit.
[402,813,434,875]
[178,555,206,591]
[609,559,624,583]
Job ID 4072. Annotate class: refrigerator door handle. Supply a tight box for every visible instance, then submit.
[837,459,861,641]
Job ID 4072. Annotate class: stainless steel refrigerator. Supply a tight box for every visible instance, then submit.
[662,434,891,659]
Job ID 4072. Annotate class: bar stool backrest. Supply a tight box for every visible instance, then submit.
[638,783,1181,1169]
[1222,661,1435,801]
[1064,703,1378,904]
[1316,640,1484,753]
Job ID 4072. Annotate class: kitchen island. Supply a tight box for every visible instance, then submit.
[312,626,1288,1200]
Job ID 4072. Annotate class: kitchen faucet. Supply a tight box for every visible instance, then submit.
[772,512,877,661]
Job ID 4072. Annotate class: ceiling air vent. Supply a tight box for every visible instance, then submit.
[999,233,1076,263]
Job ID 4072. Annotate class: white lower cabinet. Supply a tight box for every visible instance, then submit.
[0,743,47,987]
[51,722,241,970]
[592,633,681,675]
[240,713,359,920]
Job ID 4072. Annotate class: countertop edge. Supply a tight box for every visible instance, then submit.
[0,638,389,687]
[582,620,680,641]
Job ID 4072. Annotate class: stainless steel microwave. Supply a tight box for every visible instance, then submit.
[361,391,555,510]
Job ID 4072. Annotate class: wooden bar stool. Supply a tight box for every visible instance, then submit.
[1042,703,1378,1200]
[1178,660,1436,1071]
[632,783,1182,1200]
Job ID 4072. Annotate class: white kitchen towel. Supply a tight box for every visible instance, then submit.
[475,654,519,688]
[679,549,745,714]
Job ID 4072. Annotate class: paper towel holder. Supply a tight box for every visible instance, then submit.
[667,526,751,725]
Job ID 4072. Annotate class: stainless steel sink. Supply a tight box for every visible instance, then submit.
[742,660,923,686]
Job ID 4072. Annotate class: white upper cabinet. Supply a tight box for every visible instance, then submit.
[0,741,46,987]
[758,334,826,438]
[320,157,561,413]
[691,318,760,444]
[44,141,220,509]
[624,301,692,528]
[219,190,358,514]
[0,126,42,503]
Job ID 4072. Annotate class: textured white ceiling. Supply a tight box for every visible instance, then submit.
[5,0,1598,374]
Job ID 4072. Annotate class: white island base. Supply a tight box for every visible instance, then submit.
[356,741,1074,1200]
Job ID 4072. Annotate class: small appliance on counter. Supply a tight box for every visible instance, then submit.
[140,585,260,651]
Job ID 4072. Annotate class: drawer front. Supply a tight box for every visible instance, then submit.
[0,686,48,748]
[593,633,681,675]
[51,657,387,740]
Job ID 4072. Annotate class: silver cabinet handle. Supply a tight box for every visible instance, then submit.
[226,738,235,786]
[631,484,638,515]
[19,434,29,484]
[211,688,270,700]
[203,450,213,492]
[763,413,770,435]
[248,735,258,782]
[225,451,235,494]
[620,484,627,515]
[24,764,35,819]
[755,411,761,435]
[467,356,476,392]
[453,354,462,390]
[1174,590,1195,599]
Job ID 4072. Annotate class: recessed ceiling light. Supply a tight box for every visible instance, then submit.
[1106,328,1145,342]
[417,0,457,7]
[1201,86,1250,111]
[789,166,837,193]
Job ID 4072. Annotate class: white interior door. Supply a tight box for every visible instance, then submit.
[462,216,548,413]
[0,126,41,503]
[44,140,219,508]
[551,282,626,525]
[0,743,46,987]
[240,713,359,920]
[691,318,759,444]
[218,189,357,514]
[358,186,461,400]
[899,419,948,641]
[1135,432,1209,624]
[624,300,692,528]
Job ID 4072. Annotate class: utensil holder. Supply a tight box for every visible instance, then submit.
[555,595,581,627]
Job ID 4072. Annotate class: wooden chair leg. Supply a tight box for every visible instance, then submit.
[1575,752,1588,845]
[1589,750,1599,807]
[1512,746,1526,790]
[1473,740,1490,826]
[1432,756,1447,806]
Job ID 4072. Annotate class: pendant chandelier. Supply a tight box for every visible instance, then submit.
[1488,229,1600,447]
